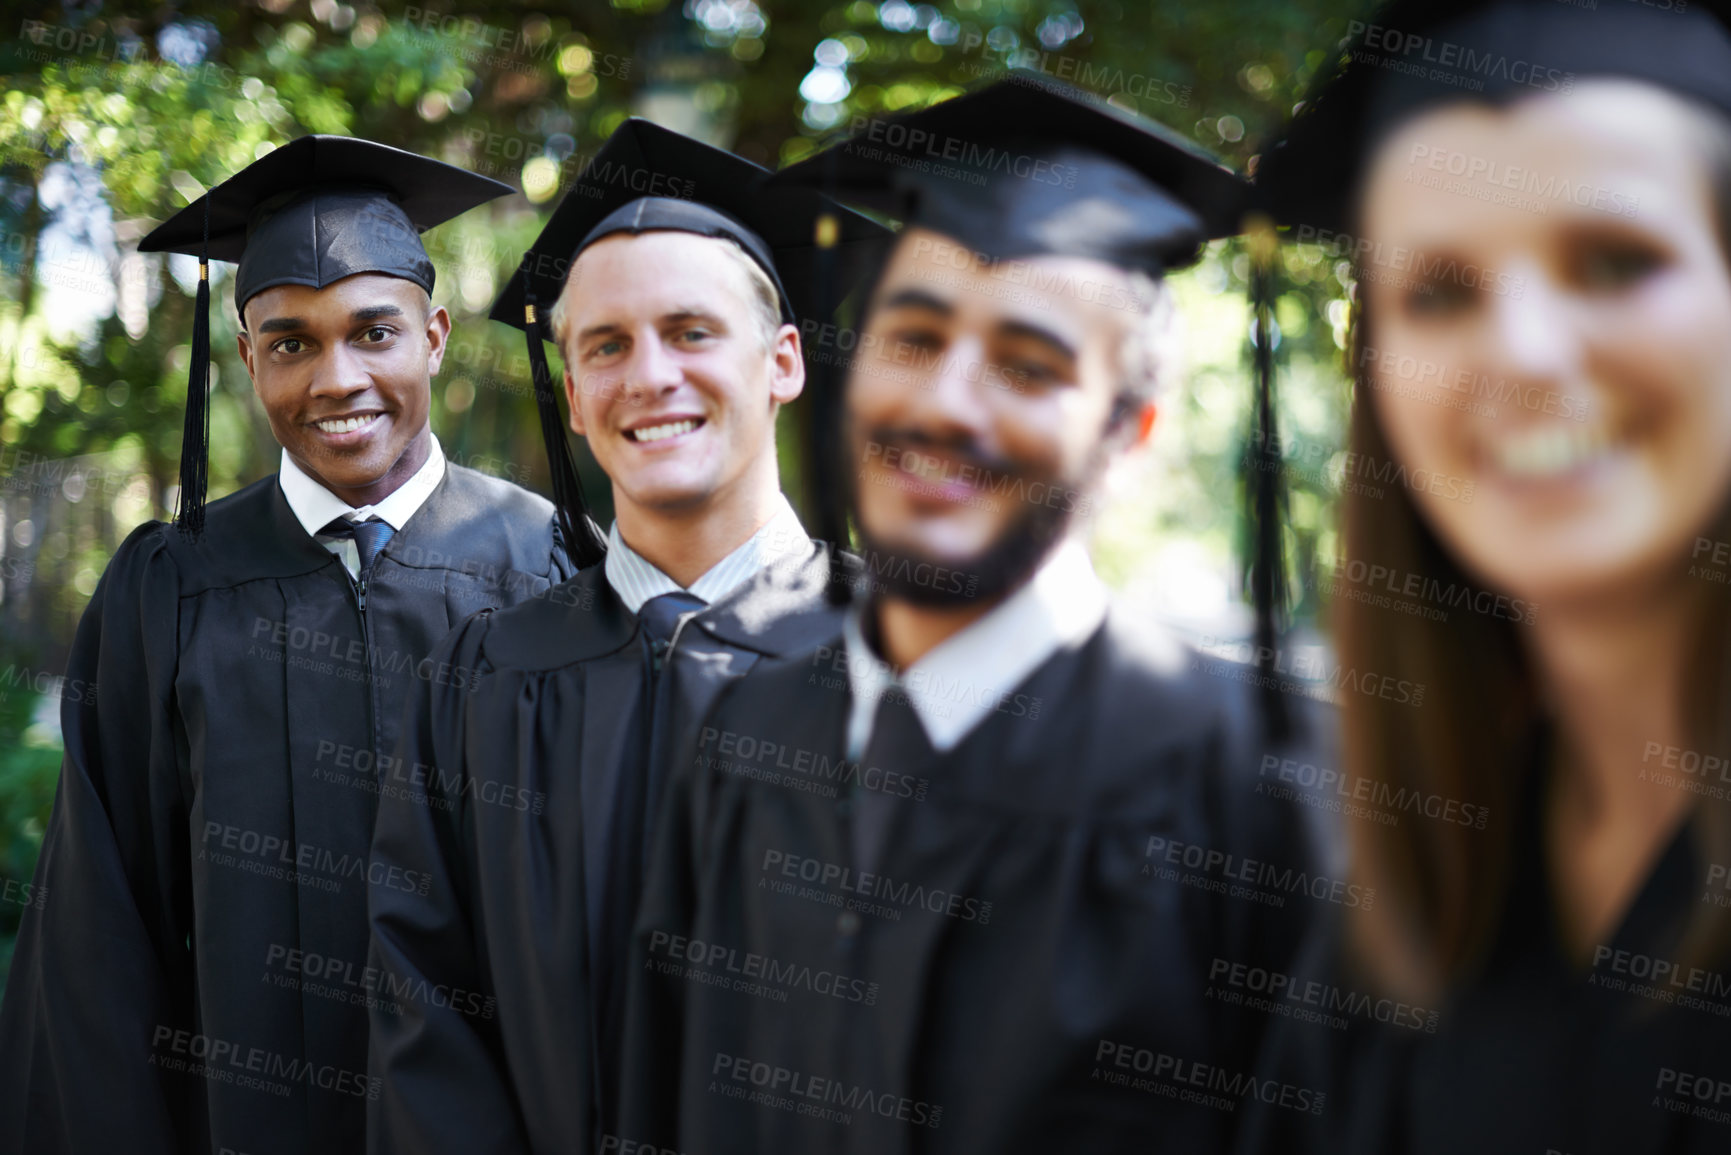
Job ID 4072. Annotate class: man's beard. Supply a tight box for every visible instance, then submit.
[851,426,1102,608]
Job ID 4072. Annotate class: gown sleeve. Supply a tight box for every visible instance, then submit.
[0,523,195,1154]
[366,610,529,1155]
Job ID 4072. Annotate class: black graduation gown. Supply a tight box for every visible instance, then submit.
[1235,759,1731,1155]
[365,543,848,1155]
[619,609,1332,1155]
[0,464,571,1155]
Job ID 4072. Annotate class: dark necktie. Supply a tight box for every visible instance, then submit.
[853,686,934,878]
[319,516,396,578]
[636,590,707,667]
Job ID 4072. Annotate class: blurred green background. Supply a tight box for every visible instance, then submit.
[0,0,1368,983]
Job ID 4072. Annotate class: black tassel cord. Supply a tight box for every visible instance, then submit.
[524,288,609,568]
[175,195,212,539]
[811,143,855,608]
[1246,216,1292,743]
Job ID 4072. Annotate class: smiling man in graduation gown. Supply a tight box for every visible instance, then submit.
[617,77,1331,1155]
[0,137,573,1155]
[364,120,885,1154]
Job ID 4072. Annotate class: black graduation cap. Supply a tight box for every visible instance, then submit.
[1256,0,1731,234]
[773,73,1247,275]
[489,117,890,569]
[137,136,513,539]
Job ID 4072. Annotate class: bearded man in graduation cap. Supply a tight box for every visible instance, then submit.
[617,77,1330,1155]
[364,120,886,1154]
[0,138,574,1155]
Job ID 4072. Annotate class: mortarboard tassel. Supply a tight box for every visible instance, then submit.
[812,144,854,607]
[175,195,213,540]
[523,288,608,568]
[1245,214,1292,742]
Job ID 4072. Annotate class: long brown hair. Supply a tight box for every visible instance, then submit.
[1334,288,1731,1003]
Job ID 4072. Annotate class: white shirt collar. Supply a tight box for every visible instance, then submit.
[843,537,1109,756]
[279,435,446,579]
[603,493,811,615]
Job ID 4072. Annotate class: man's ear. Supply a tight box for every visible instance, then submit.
[767,322,805,408]
[423,303,452,376]
[236,302,262,395]
[1105,395,1157,450]
[1133,399,1157,447]
[237,329,256,383]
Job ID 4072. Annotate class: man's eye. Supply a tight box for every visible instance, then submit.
[589,340,624,359]
[1403,279,1477,319]
[676,328,714,344]
[1576,245,1662,291]
[1006,360,1058,385]
[359,326,393,343]
[892,328,943,351]
[273,338,305,355]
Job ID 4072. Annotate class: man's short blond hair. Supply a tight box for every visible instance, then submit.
[548,230,783,355]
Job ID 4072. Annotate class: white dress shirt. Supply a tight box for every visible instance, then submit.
[602,493,811,614]
[278,434,447,579]
[842,537,1110,757]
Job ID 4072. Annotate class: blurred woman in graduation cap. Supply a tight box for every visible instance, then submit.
[1241,2,1731,1152]
[0,137,573,1155]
